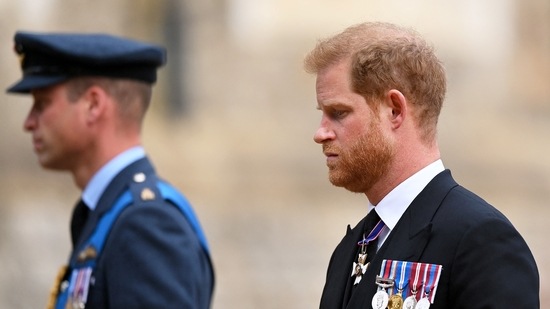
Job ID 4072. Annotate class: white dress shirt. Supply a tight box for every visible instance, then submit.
[370,159,445,248]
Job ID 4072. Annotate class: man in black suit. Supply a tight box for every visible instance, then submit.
[7,32,214,308]
[304,22,539,309]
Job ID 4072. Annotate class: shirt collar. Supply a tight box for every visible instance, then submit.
[82,146,146,210]
[371,159,445,230]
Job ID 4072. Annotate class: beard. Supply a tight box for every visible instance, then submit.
[323,121,394,193]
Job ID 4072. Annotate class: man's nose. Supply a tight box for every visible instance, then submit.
[313,124,335,144]
[23,109,38,132]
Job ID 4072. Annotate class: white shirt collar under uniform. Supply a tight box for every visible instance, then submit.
[370,159,445,247]
[81,146,146,210]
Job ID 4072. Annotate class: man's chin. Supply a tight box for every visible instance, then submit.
[37,157,64,171]
[329,173,370,193]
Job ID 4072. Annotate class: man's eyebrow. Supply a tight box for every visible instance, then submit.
[317,102,349,109]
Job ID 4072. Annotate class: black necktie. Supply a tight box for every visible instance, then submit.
[70,199,89,247]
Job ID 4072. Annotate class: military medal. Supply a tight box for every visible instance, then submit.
[350,220,384,285]
[372,276,394,309]
[415,263,442,309]
[372,260,394,309]
[403,295,417,309]
[403,261,424,309]
[415,298,431,309]
[372,289,390,309]
[388,261,410,309]
[66,267,93,309]
[351,253,368,285]
[375,260,443,309]
[388,294,403,309]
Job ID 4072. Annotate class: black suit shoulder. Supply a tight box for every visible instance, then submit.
[414,173,540,309]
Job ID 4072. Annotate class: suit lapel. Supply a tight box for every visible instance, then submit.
[320,218,366,309]
[345,170,458,308]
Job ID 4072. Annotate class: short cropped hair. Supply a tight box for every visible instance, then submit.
[304,22,446,143]
[65,77,152,124]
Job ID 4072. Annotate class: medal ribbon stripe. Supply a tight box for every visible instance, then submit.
[429,264,442,303]
[67,271,78,300]
[357,220,385,246]
[409,261,420,299]
[389,260,398,295]
[73,269,83,301]
[378,259,387,277]
[422,263,437,303]
[402,262,419,309]
[397,261,409,297]
[383,259,393,278]
[377,260,443,304]
[411,263,426,300]
[420,262,430,301]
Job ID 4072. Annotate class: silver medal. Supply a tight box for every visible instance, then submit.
[371,290,389,309]
[403,295,417,309]
[415,298,430,309]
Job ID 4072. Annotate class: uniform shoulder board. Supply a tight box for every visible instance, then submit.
[128,172,162,205]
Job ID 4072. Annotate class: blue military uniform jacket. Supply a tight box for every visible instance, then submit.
[320,170,539,309]
[66,157,214,309]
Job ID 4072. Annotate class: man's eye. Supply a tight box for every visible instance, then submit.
[32,100,48,112]
[331,110,348,119]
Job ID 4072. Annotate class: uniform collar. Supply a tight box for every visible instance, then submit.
[82,146,146,210]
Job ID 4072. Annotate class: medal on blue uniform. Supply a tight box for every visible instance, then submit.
[47,175,211,309]
[351,220,384,285]
[66,267,93,309]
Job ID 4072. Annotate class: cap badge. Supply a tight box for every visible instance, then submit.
[14,44,25,67]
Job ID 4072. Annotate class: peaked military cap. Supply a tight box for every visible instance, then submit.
[7,31,166,94]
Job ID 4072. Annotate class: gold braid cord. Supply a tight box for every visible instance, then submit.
[45,265,67,309]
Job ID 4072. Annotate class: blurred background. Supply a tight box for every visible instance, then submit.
[0,0,548,308]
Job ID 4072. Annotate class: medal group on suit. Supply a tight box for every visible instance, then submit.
[350,219,442,309]
[369,260,442,309]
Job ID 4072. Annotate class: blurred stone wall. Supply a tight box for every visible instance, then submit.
[0,0,548,308]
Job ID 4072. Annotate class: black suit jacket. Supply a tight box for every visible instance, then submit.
[320,170,539,309]
[70,157,214,309]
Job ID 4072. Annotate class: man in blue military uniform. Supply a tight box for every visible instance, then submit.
[7,31,214,309]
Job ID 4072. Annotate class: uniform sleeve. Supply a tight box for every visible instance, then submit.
[97,202,213,309]
[449,216,539,309]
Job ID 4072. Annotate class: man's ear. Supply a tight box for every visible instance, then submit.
[386,89,407,129]
[82,85,107,124]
